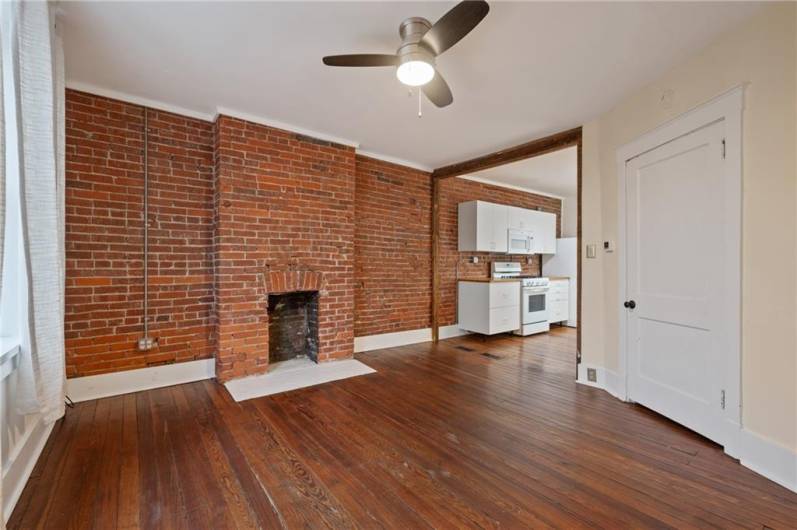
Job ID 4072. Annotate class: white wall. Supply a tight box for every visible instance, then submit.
[560,194,577,238]
[581,3,797,452]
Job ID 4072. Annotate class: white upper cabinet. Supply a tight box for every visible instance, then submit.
[459,200,557,254]
[507,206,535,231]
[529,210,557,254]
[458,200,508,253]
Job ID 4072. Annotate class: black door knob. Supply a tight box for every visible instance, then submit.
[624,300,636,309]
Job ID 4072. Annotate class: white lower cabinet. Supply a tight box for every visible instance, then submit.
[458,281,520,335]
[547,279,569,324]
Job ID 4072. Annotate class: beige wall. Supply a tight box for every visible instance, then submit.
[561,194,578,238]
[581,3,797,451]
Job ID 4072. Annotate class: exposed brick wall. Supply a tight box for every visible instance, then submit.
[65,90,215,377]
[64,89,561,380]
[438,177,562,326]
[354,156,432,337]
[214,116,356,381]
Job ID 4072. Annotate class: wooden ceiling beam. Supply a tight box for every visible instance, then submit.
[431,127,582,180]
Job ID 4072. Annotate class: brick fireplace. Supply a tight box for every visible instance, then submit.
[213,116,356,382]
[265,271,322,363]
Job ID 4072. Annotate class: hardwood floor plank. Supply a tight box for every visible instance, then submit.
[179,383,259,530]
[7,328,797,529]
[117,393,141,530]
[202,379,357,529]
[254,396,436,529]
[41,400,100,530]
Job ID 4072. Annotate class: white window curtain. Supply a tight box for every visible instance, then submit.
[0,15,5,530]
[6,0,65,424]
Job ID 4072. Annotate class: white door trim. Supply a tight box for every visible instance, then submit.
[616,85,743,456]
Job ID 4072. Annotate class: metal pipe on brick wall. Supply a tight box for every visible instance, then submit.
[138,108,155,351]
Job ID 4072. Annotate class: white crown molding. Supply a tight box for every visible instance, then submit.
[356,150,433,173]
[457,174,566,200]
[65,80,215,121]
[214,106,360,148]
[64,83,443,170]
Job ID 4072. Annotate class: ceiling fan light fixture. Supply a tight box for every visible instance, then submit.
[397,60,435,87]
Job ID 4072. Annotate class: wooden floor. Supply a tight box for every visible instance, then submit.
[9,328,797,529]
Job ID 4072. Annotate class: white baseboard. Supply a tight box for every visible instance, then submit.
[577,363,795,493]
[65,358,215,403]
[224,358,375,402]
[576,363,606,389]
[439,324,470,340]
[604,369,627,400]
[354,324,470,353]
[738,428,797,493]
[576,364,627,400]
[3,414,54,524]
[354,328,432,353]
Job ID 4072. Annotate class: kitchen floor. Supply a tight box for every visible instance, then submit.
[9,328,797,528]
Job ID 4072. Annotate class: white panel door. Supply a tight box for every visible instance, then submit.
[626,120,726,444]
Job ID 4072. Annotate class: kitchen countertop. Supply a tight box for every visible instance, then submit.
[548,276,570,281]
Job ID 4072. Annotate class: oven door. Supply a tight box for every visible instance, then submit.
[522,288,548,324]
[507,230,534,255]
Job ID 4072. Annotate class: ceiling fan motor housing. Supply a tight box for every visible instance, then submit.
[397,17,436,67]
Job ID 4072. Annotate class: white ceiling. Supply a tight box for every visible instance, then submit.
[460,146,577,198]
[61,2,759,170]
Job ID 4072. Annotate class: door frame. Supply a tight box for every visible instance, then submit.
[431,128,583,363]
[616,86,743,455]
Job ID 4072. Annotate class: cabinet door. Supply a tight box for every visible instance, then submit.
[538,212,557,253]
[489,282,520,308]
[489,306,520,334]
[478,201,508,252]
[507,206,527,230]
[527,210,556,254]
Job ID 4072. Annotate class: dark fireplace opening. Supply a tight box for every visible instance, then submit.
[267,291,319,364]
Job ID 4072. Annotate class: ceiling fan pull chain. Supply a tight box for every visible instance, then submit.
[418,88,422,118]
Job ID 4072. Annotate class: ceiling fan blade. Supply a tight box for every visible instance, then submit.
[423,71,453,108]
[421,0,489,56]
[322,54,398,67]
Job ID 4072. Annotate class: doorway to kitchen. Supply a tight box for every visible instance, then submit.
[430,128,583,373]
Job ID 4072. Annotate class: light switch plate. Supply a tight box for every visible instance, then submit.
[586,244,597,259]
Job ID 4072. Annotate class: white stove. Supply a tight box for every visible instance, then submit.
[491,262,550,336]
[520,277,550,289]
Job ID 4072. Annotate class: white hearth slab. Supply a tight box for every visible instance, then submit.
[224,358,376,402]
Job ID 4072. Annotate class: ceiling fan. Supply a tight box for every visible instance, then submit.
[322,0,490,108]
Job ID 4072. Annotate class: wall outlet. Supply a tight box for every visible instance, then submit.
[137,336,158,351]
[469,256,479,264]
[587,368,597,382]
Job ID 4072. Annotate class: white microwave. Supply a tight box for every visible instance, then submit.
[507,229,535,255]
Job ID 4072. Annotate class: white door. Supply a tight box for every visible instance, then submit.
[625,120,727,444]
